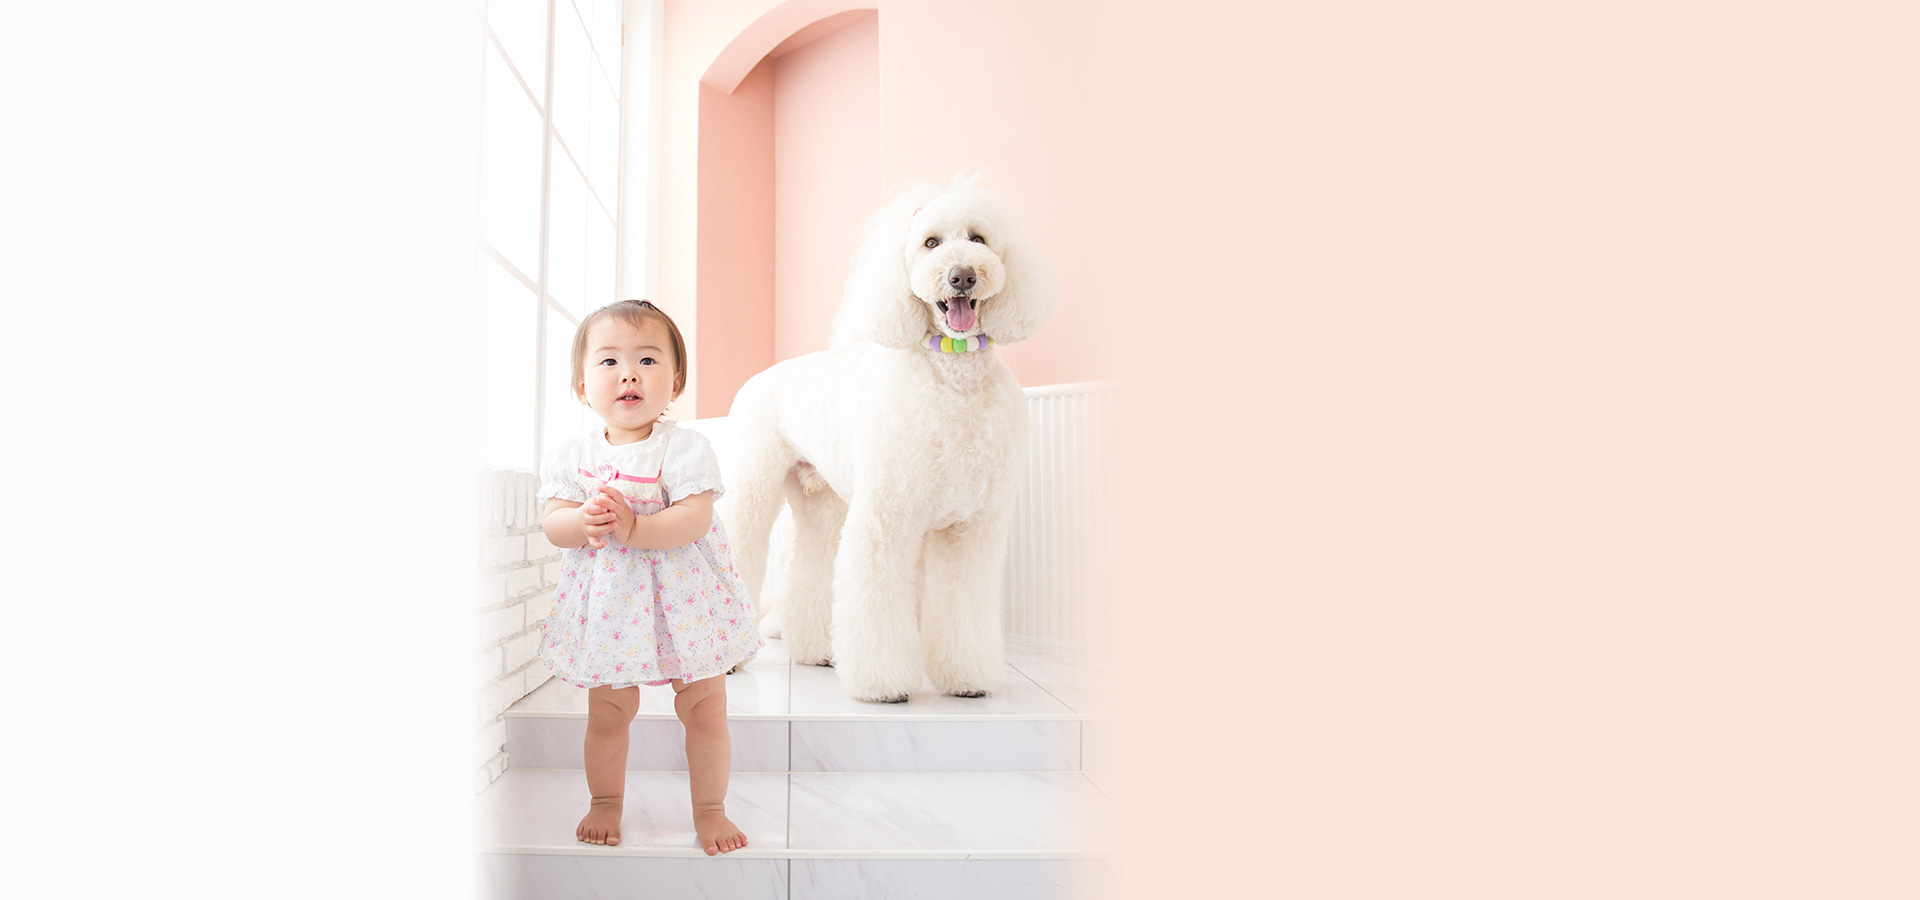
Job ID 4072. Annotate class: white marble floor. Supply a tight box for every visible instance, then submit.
[480,769,791,855]
[482,637,1115,898]
[476,769,1115,898]
[477,769,1115,898]
[476,769,1115,858]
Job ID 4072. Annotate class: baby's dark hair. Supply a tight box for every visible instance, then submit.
[569,300,688,399]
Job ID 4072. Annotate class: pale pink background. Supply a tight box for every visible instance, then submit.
[1105,1,1920,898]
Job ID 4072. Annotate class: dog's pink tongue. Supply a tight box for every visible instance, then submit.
[946,302,977,332]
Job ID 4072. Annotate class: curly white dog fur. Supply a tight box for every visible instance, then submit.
[718,175,1055,702]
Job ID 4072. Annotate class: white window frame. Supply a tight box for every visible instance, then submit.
[477,0,634,472]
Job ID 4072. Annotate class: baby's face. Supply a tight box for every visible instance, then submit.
[577,317,678,441]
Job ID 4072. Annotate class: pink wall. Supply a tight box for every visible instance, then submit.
[694,58,776,417]
[657,0,1115,416]
[772,12,881,361]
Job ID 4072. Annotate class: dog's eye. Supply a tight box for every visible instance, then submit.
[923,237,941,249]
[969,234,987,244]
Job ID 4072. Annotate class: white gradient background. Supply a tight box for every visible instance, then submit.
[6,2,478,896]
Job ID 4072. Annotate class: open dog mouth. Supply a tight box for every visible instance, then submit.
[935,295,978,332]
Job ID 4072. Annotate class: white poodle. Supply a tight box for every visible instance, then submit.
[718,175,1055,702]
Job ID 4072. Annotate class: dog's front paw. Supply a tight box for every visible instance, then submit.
[784,622,833,667]
[833,643,924,702]
[928,669,1001,698]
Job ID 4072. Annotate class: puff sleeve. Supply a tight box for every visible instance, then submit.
[536,435,589,504]
[661,427,725,503]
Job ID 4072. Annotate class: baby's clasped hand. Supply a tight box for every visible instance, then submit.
[577,494,615,549]
[579,483,636,549]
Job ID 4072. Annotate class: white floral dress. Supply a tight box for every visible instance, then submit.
[535,421,761,688]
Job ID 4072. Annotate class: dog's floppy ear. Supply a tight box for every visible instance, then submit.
[977,201,1058,345]
[833,183,942,349]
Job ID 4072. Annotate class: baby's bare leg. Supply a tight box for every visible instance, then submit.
[578,685,639,845]
[672,675,747,855]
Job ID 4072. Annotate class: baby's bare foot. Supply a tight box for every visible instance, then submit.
[693,806,748,855]
[577,797,623,845]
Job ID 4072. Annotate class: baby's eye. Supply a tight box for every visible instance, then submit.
[923,236,941,249]
[639,357,656,366]
[598,358,617,366]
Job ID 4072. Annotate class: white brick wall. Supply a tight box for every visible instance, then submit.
[474,469,555,791]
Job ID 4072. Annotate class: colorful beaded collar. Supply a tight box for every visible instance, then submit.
[926,333,992,353]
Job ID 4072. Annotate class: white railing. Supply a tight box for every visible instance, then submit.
[1004,382,1117,643]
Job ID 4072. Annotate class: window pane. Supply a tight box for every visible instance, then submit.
[480,40,544,279]
[550,8,591,160]
[544,304,590,456]
[547,166,588,315]
[587,0,621,88]
[478,256,538,470]
[588,62,620,203]
[488,0,548,102]
[587,203,616,308]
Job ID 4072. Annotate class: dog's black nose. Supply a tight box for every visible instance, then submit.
[947,266,976,293]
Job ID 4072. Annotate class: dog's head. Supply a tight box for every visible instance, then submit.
[833,173,1056,350]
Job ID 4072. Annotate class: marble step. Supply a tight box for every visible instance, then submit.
[476,768,1116,900]
[504,637,1112,773]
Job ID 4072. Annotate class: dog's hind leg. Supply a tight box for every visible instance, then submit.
[756,506,794,638]
[920,509,1011,697]
[782,476,846,667]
